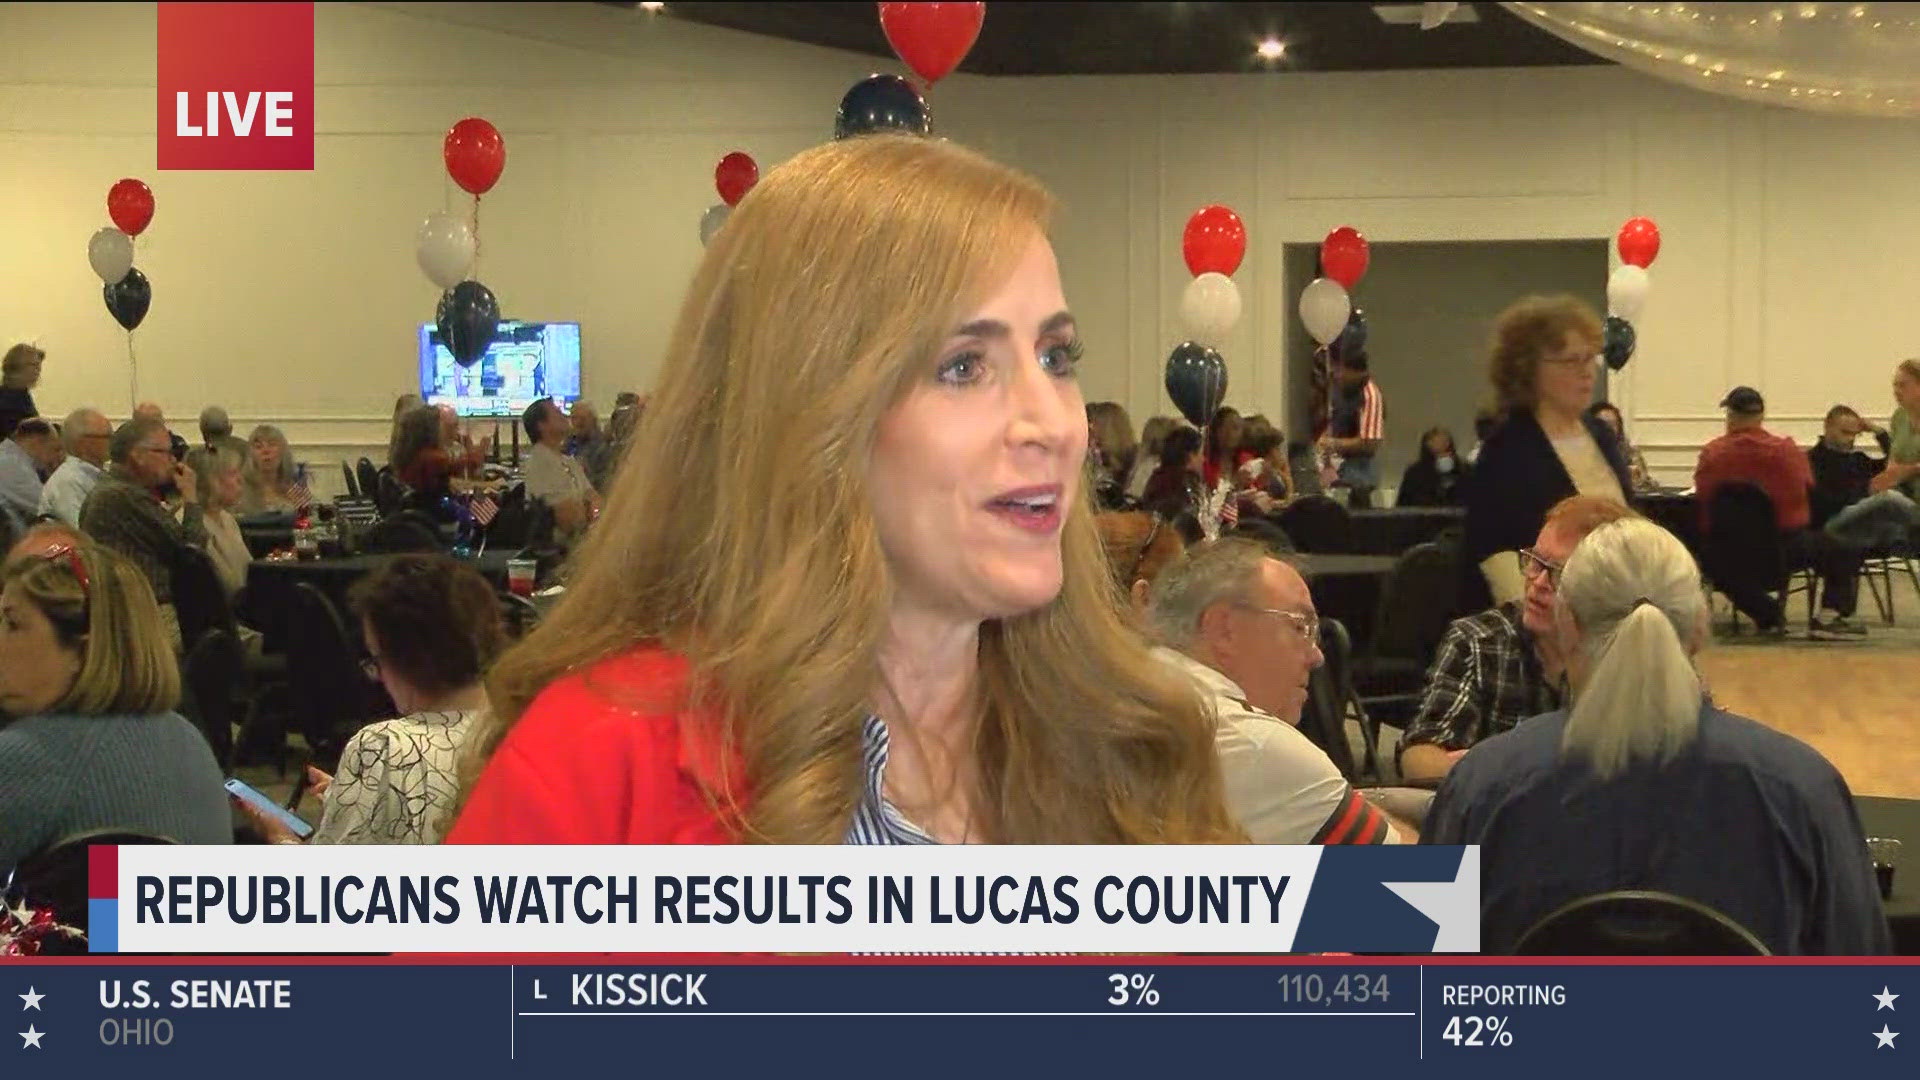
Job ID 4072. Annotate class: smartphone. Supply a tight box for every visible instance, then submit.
[225,778,314,840]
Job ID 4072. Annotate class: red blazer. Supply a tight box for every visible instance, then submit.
[445,647,742,844]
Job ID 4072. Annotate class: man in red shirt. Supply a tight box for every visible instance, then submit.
[1694,386,1864,637]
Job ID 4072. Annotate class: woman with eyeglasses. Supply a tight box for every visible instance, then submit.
[0,540,229,872]
[236,554,503,845]
[1463,296,1630,610]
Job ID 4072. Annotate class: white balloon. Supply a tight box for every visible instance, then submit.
[1180,272,1242,345]
[699,204,731,246]
[415,212,476,290]
[1298,277,1352,346]
[1608,264,1650,320]
[88,227,133,284]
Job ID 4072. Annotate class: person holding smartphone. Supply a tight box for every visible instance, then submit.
[235,554,503,845]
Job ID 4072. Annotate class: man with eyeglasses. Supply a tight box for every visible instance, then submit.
[77,416,207,648]
[1399,495,1636,783]
[36,408,112,528]
[1146,537,1406,845]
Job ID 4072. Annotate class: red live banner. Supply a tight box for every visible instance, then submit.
[156,2,314,170]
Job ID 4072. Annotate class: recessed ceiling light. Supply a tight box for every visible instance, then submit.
[639,2,665,11]
[1255,37,1287,60]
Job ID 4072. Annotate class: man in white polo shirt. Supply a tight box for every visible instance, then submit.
[520,397,599,545]
[1147,537,1407,845]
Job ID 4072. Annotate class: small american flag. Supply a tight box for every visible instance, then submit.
[288,481,313,510]
[469,494,498,527]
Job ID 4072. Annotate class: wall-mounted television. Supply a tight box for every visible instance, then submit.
[418,320,582,418]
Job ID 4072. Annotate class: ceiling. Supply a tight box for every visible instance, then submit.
[608,2,1611,76]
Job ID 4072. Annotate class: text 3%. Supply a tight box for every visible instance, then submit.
[1442,1015,1514,1048]
[1107,973,1161,1008]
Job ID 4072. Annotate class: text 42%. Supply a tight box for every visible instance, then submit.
[1442,1015,1514,1048]
[1107,973,1161,1007]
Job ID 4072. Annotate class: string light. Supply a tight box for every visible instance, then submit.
[1255,37,1287,60]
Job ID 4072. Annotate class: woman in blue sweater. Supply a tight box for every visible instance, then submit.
[0,538,228,873]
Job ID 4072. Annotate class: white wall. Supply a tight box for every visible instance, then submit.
[0,1,888,490]
[936,68,1920,485]
[5,4,1920,490]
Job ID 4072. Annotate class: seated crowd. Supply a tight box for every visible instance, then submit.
[0,134,1897,956]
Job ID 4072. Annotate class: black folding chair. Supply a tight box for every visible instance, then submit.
[1701,483,1815,632]
[1514,891,1770,956]
[180,627,244,769]
[285,583,386,772]
[1350,541,1463,774]
[170,544,238,647]
[1277,494,1354,554]
[339,461,360,499]
[1299,617,1361,782]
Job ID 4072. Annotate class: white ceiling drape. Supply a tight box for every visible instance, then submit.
[1503,2,1920,117]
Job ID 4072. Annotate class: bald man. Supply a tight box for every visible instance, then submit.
[37,407,111,527]
[134,401,190,461]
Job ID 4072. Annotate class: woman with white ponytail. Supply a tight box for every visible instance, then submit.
[1426,518,1890,955]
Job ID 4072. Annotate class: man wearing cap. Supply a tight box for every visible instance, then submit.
[1695,386,1864,637]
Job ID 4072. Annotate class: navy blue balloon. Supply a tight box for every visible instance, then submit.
[834,74,931,140]
[1332,308,1368,361]
[1165,341,1228,428]
[1603,315,1636,371]
[103,267,150,331]
[436,280,500,368]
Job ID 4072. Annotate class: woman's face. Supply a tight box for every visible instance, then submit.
[1535,331,1598,415]
[214,465,243,509]
[1895,369,1920,413]
[251,436,280,474]
[1424,431,1454,458]
[0,581,82,716]
[868,233,1087,625]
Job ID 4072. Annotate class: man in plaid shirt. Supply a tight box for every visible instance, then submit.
[1398,495,1637,782]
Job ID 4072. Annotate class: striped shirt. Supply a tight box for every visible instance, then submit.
[845,714,937,846]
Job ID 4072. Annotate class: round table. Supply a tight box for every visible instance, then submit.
[242,552,516,651]
[1348,507,1464,556]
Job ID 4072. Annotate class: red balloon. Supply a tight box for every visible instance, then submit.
[715,151,759,208]
[879,2,984,87]
[444,117,506,196]
[1320,226,1370,291]
[107,178,154,237]
[1618,217,1661,268]
[1183,205,1246,277]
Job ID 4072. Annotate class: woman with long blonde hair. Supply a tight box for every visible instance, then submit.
[448,135,1240,846]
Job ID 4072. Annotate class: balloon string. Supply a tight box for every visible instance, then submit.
[472,194,482,277]
[126,331,137,415]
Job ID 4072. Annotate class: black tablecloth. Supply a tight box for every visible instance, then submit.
[1349,507,1464,556]
[1295,553,1397,652]
[242,552,514,651]
[1855,795,1920,954]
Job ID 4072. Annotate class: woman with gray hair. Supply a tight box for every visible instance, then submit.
[1425,517,1889,954]
[184,442,249,596]
[240,424,300,514]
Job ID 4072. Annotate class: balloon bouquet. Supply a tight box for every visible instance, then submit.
[1605,217,1659,371]
[1166,205,1247,538]
[86,178,156,408]
[417,117,506,370]
[1298,226,1372,492]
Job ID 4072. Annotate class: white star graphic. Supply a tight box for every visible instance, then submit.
[17,987,42,1011]
[1876,986,1900,1011]
[1875,1025,1899,1049]
[18,1025,42,1049]
[1382,846,1481,952]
